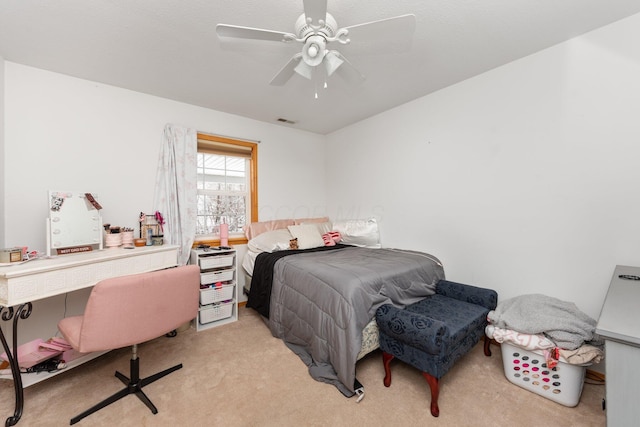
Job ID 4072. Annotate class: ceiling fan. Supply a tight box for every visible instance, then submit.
[216,0,416,89]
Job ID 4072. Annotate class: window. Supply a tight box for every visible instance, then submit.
[196,133,258,245]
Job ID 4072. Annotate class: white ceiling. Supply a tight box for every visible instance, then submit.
[1,0,639,135]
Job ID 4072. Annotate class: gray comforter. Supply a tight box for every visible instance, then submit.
[266,246,444,397]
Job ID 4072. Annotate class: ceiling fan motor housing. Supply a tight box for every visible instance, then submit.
[296,13,338,67]
[295,13,337,40]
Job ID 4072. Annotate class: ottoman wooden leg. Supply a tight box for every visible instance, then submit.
[421,372,440,417]
[484,336,492,356]
[382,351,394,387]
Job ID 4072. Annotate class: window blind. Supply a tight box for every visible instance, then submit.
[197,134,255,159]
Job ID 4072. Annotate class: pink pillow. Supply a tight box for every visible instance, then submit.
[294,217,330,225]
[322,231,342,246]
[244,219,294,240]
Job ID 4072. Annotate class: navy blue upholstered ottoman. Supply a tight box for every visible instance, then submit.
[376,279,498,417]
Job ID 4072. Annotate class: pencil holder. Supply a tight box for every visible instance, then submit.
[104,233,122,248]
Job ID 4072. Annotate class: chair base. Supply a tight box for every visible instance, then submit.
[381,339,493,418]
[70,355,182,425]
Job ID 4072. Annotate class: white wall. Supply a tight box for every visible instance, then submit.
[3,62,327,251]
[326,13,640,320]
[1,62,326,343]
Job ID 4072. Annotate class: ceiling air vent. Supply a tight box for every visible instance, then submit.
[277,118,297,124]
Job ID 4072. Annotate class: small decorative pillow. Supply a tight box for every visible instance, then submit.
[322,231,342,246]
[247,229,294,253]
[287,224,325,250]
[305,221,332,235]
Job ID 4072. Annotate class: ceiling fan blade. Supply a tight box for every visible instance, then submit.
[216,24,295,43]
[303,0,328,28]
[331,52,365,85]
[270,53,304,86]
[343,14,416,48]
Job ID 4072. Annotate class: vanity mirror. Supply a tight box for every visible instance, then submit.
[46,191,103,256]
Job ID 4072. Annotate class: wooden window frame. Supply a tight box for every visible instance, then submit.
[194,133,258,247]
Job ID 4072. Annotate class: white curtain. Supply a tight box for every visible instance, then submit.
[153,124,198,265]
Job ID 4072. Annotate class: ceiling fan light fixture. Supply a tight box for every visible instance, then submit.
[294,60,314,80]
[301,35,326,67]
[324,51,344,77]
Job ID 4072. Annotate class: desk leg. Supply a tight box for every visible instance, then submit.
[1,303,33,426]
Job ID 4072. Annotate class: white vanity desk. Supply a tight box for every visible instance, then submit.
[1,245,178,307]
[0,245,179,425]
[596,265,640,427]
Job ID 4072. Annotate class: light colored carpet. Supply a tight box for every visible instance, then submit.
[1,306,605,426]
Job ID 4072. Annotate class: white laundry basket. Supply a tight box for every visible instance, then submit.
[501,342,586,407]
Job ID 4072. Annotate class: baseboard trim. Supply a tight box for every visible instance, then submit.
[586,369,605,383]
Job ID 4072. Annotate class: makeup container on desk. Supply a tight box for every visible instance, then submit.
[104,233,122,248]
[121,230,134,248]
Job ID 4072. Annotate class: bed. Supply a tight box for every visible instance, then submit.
[242,218,445,397]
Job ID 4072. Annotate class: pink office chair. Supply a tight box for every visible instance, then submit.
[58,265,200,425]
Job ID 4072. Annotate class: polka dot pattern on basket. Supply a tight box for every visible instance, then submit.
[511,351,562,395]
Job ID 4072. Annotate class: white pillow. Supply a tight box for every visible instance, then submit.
[247,229,293,253]
[287,224,325,250]
[332,218,381,248]
[301,220,332,235]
